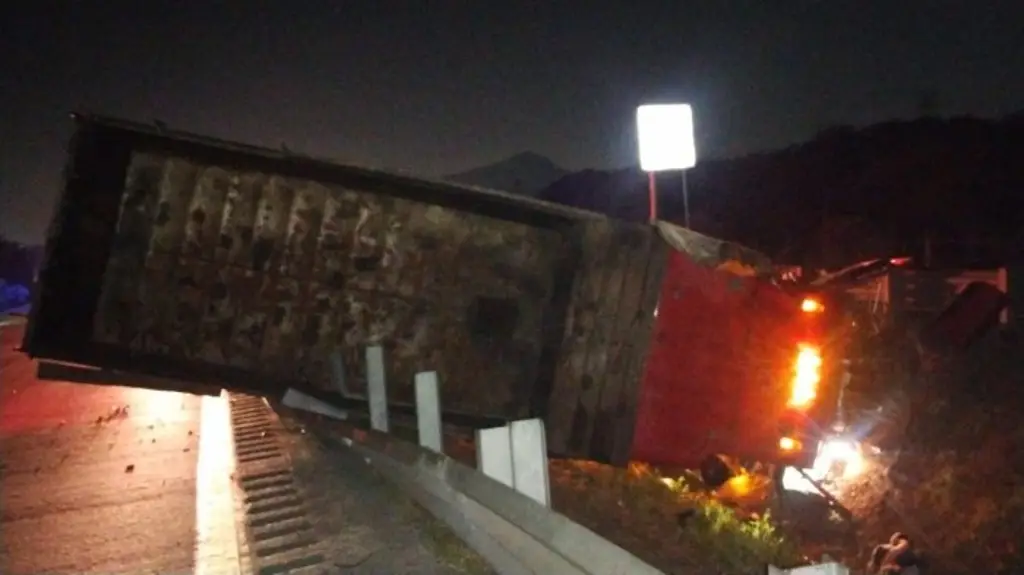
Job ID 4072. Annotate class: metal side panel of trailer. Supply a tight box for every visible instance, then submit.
[23,113,671,464]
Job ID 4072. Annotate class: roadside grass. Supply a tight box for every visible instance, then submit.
[549,460,804,574]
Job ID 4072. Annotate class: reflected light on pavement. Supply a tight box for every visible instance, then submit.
[194,391,241,575]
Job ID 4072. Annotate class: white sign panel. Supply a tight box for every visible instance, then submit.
[636,103,697,172]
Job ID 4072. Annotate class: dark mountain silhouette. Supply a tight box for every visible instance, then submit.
[446,151,569,196]
[540,114,1024,268]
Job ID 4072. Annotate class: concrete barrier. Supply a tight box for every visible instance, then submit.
[308,421,665,575]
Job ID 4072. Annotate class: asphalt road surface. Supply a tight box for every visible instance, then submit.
[0,322,241,574]
[0,319,493,575]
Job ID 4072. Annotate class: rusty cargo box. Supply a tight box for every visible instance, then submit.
[25,114,678,464]
[545,220,814,470]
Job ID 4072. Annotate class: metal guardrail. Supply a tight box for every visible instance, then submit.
[297,414,855,575]
[279,344,854,575]
[282,345,667,575]
[303,415,665,575]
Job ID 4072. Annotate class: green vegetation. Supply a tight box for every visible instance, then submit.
[681,491,803,572]
[549,461,804,574]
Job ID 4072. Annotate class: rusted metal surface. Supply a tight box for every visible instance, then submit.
[88,151,566,416]
[545,219,669,464]
[546,220,789,465]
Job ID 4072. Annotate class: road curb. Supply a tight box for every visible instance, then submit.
[298,414,666,575]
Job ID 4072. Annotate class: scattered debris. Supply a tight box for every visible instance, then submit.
[96,405,130,424]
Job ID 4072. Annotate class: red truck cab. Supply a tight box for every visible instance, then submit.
[628,243,837,486]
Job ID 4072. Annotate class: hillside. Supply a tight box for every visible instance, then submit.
[540,113,1024,269]
[445,151,569,196]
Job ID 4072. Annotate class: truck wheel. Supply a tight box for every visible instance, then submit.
[699,455,734,489]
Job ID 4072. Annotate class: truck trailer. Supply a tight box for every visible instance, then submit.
[22,113,838,484]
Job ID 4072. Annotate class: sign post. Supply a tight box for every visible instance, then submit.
[636,103,697,226]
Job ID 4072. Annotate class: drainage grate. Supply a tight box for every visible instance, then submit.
[228,394,326,575]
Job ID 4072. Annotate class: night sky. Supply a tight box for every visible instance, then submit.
[2,1,1022,244]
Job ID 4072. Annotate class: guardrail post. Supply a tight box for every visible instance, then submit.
[476,419,551,508]
[510,419,551,508]
[365,345,389,432]
[280,388,348,421]
[414,371,443,453]
[476,425,514,488]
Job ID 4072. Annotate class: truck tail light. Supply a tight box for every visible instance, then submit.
[778,436,802,451]
[787,342,821,409]
[801,297,825,313]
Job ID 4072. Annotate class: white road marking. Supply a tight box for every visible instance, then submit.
[0,315,27,327]
[195,391,242,575]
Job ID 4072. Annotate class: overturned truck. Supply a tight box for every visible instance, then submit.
[23,114,837,479]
